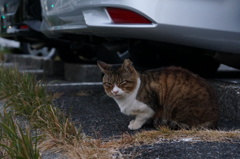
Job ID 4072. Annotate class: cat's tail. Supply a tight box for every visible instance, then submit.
[153,118,190,130]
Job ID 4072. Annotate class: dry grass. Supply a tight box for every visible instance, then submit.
[36,127,240,158]
[131,127,240,143]
[39,135,114,159]
[0,110,41,159]
[0,67,116,159]
[52,92,64,99]
[0,67,82,158]
[75,90,92,97]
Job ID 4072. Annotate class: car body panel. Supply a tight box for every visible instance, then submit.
[41,0,240,54]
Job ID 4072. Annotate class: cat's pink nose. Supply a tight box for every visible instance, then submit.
[112,90,119,95]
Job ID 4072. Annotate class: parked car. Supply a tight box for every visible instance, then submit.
[1,0,240,76]
[0,0,57,59]
[0,0,126,63]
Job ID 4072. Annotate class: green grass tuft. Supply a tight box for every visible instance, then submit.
[0,67,83,158]
[0,110,41,159]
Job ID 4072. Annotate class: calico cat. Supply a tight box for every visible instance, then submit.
[97,59,219,130]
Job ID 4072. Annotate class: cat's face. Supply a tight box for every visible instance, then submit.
[97,59,138,99]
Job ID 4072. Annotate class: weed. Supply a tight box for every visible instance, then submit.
[0,67,82,139]
[0,67,85,158]
[0,110,41,159]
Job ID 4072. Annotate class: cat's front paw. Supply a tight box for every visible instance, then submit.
[128,120,142,130]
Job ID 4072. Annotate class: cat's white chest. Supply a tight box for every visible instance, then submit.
[113,78,154,117]
[117,99,147,116]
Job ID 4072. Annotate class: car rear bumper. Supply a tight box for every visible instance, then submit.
[41,0,240,54]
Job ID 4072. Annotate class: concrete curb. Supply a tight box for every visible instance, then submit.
[43,60,65,76]
[4,54,45,70]
[4,54,102,82]
[64,63,102,82]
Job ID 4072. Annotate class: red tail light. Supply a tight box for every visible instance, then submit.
[19,25,29,29]
[106,7,152,24]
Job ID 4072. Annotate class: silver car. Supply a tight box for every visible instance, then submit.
[41,0,240,53]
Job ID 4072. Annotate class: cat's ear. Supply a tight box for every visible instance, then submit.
[97,60,111,73]
[123,59,133,66]
[122,59,134,71]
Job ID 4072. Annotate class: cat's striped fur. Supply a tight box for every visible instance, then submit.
[98,59,219,130]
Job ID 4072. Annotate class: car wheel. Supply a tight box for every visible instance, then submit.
[22,43,57,59]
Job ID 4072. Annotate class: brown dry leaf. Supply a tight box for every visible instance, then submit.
[52,92,64,99]
[75,91,91,97]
